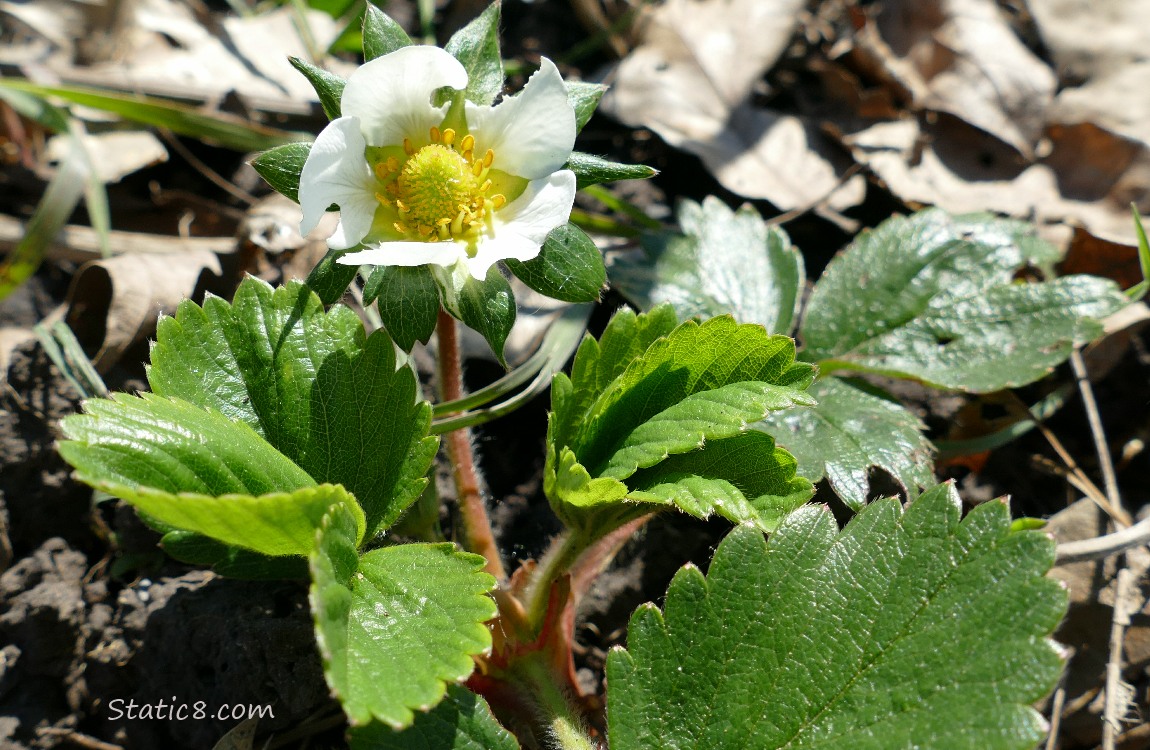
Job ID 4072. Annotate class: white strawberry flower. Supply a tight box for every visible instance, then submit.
[298,45,578,281]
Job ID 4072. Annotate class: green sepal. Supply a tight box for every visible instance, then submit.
[250,142,311,204]
[306,247,360,305]
[288,57,345,120]
[456,266,516,367]
[566,81,607,134]
[364,264,441,351]
[566,151,657,190]
[362,3,413,61]
[505,223,605,303]
[444,0,504,106]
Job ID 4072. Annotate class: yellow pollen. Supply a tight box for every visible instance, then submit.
[375,192,391,206]
[442,128,456,146]
[373,163,390,180]
[386,156,400,173]
[460,134,475,152]
[471,160,484,177]
[393,221,408,234]
[396,199,409,213]
[483,149,495,168]
[479,179,492,193]
[430,126,441,143]
[403,138,415,155]
[491,194,507,209]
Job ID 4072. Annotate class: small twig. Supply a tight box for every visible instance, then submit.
[1056,515,1150,565]
[1045,650,1074,750]
[37,728,123,750]
[1031,454,1130,528]
[1102,567,1139,749]
[765,162,865,228]
[1070,350,1125,518]
[158,128,257,205]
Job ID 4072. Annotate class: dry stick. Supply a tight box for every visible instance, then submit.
[436,308,506,581]
[1056,516,1150,565]
[1102,568,1138,750]
[1045,683,1068,750]
[1070,350,1125,518]
[158,128,257,206]
[36,728,124,750]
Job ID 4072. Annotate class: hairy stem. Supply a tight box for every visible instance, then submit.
[436,308,506,580]
[516,656,597,750]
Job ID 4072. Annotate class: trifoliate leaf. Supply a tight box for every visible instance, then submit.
[288,57,344,120]
[60,393,314,497]
[801,209,1128,391]
[758,378,935,510]
[546,307,816,535]
[444,0,503,107]
[362,4,413,61]
[348,685,518,750]
[506,223,606,303]
[363,264,440,351]
[456,266,516,367]
[310,504,497,729]
[148,277,437,535]
[566,152,658,190]
[613,196,805,335]
[567,81,607,134]
[250,142,311,204]
[608,483,1066,750]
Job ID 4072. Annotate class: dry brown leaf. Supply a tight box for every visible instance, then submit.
[601,0,864,211]
[46,130,168,184]
[856,0,1056,157]
[64,251,224,373]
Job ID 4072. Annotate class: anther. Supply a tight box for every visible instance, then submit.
[491,194,507,209]
[462,149,474,163]
[430,126,441,143]
[373,163,390,180]
[396,199,409,213]
[472,160,484,177]
[403,138,415,155]
[375,192,392,206]
[417,224,434,237]
[394,222,408,235]
[479,179,492,193]
[386,156,400,173]
[460,134,475,153]
[442,128,456,146]
[483,149,495,168]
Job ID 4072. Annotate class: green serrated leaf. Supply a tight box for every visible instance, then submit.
[759,378,936,510]
[546,308,816,535]
[251,142,311,204]
[160,531,310,579]
[566,81,606,134]
[103,482,364,558]
[307,247,360,305]
[457,266,516,366]
[363,3,413,60]
[608,483,1066,750]
[801,209,1129,391]
[444,0,503,106]
[288,57,345,120]
[148,277,437,535]
[566,151,657,190]
[364,264,441,351]
[613,196,805,334]
[505,223,605,303]
[60,393,315,497]
[348,685,519,750]
[310,504,497,729]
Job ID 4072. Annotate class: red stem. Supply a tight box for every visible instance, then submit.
[437,308,506,581]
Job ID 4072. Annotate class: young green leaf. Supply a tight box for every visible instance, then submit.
[566,81,607,134]
[456,267,516,366]
[444,0,503,106]
[758,378,935,510]
[362,3,413,61]
[250,142,311,203]
[60,393,315,497]
[307,247,361,305]
[102,483,364,559]
[612,196,805,334]
[348,685,519,750]
[310,504,497,729]
[801,209,1128,391]
[505,223,606,303]
[608,483,1066,750]
[288,58,344,121]
[363,264,441,351]
[566,151,657,190]
[546,307,816,535]
[160,531,310,580]
[148,278,437,535]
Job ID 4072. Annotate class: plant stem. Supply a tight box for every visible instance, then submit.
[523,529,588,631]
[516,656,596,750]
[436,308,506,580]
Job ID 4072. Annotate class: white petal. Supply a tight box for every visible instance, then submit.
[496,170,576,244]
[336,240,465,268]
[466,58,575,179]
[298,116,379,249]
[342,46,467,147]
[465,232,540,280]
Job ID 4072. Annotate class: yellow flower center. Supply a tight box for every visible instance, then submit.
[373,127,507,245]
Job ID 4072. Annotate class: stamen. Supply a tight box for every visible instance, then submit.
[386,156,400,173]
[396,199,410,213]
[417,224,433,237]
[394,222,408,235]
[403,138,415,155]
[460,134,475,153]
[373,163,390,180]
[472,160,484,177]
[491,194,507,209]
[479,179,492,193]
[375,192,392,206]
[462,149,474,163]
[442,128,456,146]
[428,234,440,243]
[430,126,441,143]
[483,149,495,168]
